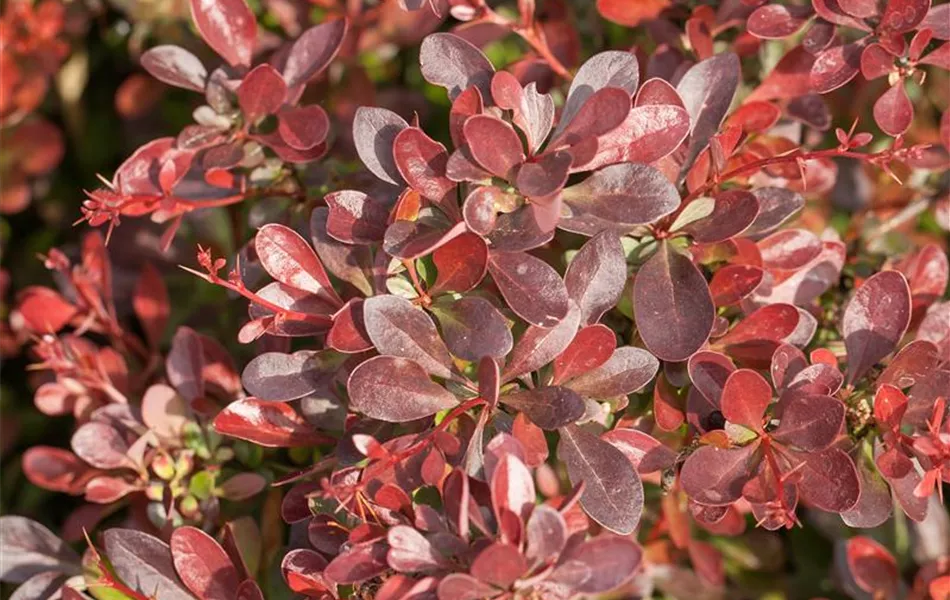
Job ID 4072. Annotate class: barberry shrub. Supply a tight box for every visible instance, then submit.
[1,0,948,598]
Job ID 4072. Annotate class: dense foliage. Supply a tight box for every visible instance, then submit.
[1,0,948,598]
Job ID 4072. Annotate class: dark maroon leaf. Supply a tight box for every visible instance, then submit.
[140,46,208,92]
[213,399,331,447]
[488,251,569,328]
[238,64,286,123]
[797,447,860,512]
[772,394,844,451]
[348,356,457,422]
[567,346,658,399]
[170,526,241,599]
[277,105,329,150]
[842,271,911,385]
[564,231,627,325]
[558,423,643,534]
[680,443,759,505]
[393,127,455,201]
[550,535,642,594]
[430,296,512,361]
[873,82,913,136]
[633,241,715,362]
[419,33,494,100]
[102,529,193,600]
[500,386,585,430]
[502,304,581,381]
[602,428,677,474]
[282,548,331,595]
[0,516,79,583]
[325,540,389,584]
[189,0,257,67]
[515,151,572,198]
[353,107,409,185]
[324,190,388,244]
[282,18,347,88]
[679,190,759,244]
[676,53,740,175]
[747,4,810,38]
[363,295,454,378]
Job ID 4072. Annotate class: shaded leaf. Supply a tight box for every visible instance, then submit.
[501,386,585,430]
[564,231,626,325]
[488,251,569,328]
[431,296,512,361]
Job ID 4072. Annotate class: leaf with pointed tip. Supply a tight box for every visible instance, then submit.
[558,424,643,534]
[103,529,193,600]
[256,224,337,303]
[553,324,615,384]
[500,386,585,430]
[242,350,341,402]
[676,53,740,175]
[353,107,409,185]
[680,443,759,506]
[420,33,494,100]
[842,271,911,385]
[503,305,581,381]
[0,516,79,583]
[141,46,208,92]
[561,164,680,235]
[363,295,454,378]
[634,241,715,362]
[213,399,331,447]
[556,51,639,138]
[431,296,512,362]
[282,18,347,88]
[393,127,455,201]
[488,251,569,328]
[170,526,241,599]
[348,356,457,422]
[564,231,626,325]
[189,0,256,67]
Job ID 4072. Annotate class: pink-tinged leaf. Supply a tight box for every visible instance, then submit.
[525,505,568,564]
[22,447,95,495]
[676,53,740,175]
[504,79,554,155]
[797,447,860,511]
[189,0,257,67]
[238,64,286,123]
[488,251,569,328]
[746,188,805,237]
[277,105,329,150]
[719,303,801,350]
[898,244,950,316]
[680,190,759,244]
[70,422,131,470]
[919,42,950,68]
[772,394,845,451]
[470,542,527,589]
[747,4,811,38]
[879,0,931,33]
[550,535,643,595]
[873,82,913,136]
[688,351,736,409]
[437,573,500,600]
[634,241,715,362]
[748,46,815,101]
[654,373,686,431]
[449,86,485,149]
[16,287,77,333]
[602,428,677,474]
[688,539,725,587]
[842,456,893,528]
[393,127,455,201]
[564,231,626,326]
[758,228,823,270]
[878,340,941,389]
[721,369,771,431]
[842,271,912,385]
[680,443,759,505]
[635,78,684,108]
[922,3,950,39]
[561,163,680,235]
[363,295,454,378]
[282,18,347,88]
[141,45,207,92]
[383,220,467,260]
[710,264,764,307]
[256,224,338,304]
[771,343,809,392]
[170,526,241,599]
[324,190,388,244]
[463,115,525,180]
[846,537,899,595]
[281,549,331,595]
[167,326,204,402]
[573,104,691,171]
[491,453,535,523]
[348,356,457,422]
[811,42,863,93]
[0,516,79,583]
[420,33,494,100]
[103,529,194,600]
[431,296,513,361]
[861,43,895,80]
[500,386,585,430]
[548,87,631,151]
[557,51,639,138]
[567,346,659,399]
[353,107,409,185]
[839,0,880,18]
[503,305,581,381]
[515,150,572,198]
[553,324,616,384]
[325,540,389,585]
[241,350,339,402]
[133,263,170,349]
[813,0,871,29]
[558,423,643,534]
[787,363,845,396]
[386,526,448,573]
[217,472,266,501]
[431,232,489,294]
[213,399,331,447]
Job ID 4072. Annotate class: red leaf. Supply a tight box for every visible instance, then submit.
[747,4,810,38]
[393,127,455,201]
[797,447,860,511]
[419,33,494,100]
[553,324,616,384]
[709,264,763,307]
[873,82,913,136]
[140,45,208,92]
[470,542,527,589]
[602,428,677,474]
[133,263,169,348]
[842,271,911,384]
[103,529,193,600]
[500,386,585,430]
[502,305,581,381]
[386,526,448,573]
[680,443,759,505]
[277,105,329,150]
[22,447,95,494]
[213,399,331,447]
[810,42,863,93]
[566,346,659,399]
[463,115,525,179]
[71,422,132,470]
[353,107,408,185]
[189,0,257,67]
[721,369,771,431]
[488,251,569,328]
[362,295,454,378]
[758,228,823,270]
[431,232,488,294]
[324,190,388,244]
[772,394,845,451]
[170,526,241,600]
[256,224,338,304]
[846,537,899,595]
[282,18,347,88]
[879,0,930,33]
[238,64,287,123]
[16,287,76,333]
[679,190,759,244]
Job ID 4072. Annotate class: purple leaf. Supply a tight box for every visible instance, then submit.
[324,190,388,245]
[564,231,627,325]
[602,428,677,474]
[325,540,389,584]
[633,241,715,362]
[515,151,572,198]
[282,18,347,88]
[502,304,581,381]
[463,115,525,180]
[558,423,643,534]
[488,251,569,328]
[140,46,207,92]
[347,356,457,422]
[678,190,759,244]
[256,224,338,304]
[103,529,193,600]
[430,296,513,361]
[393,127,455,201]
[676,53,740,176]
[189,0,257,68]
[420,33,494,100]
[772,394,844,451]
[796,447,860,512]
[500,386,586,430]
[363,295,454,378]
[353,107,409,185]
[556,51,639,138]
[566,346,658,399]
[842,271,911,385]
[680,443,759,505]
[213,399,331,447]
[387,526,448,573]
[524,505,568,564]
[241,350,340,402]
[470,542,527,589]
[548,87,632,151]
[238,64,286,123]
[0,516,79,583]
[170,526,241,600]
[746,187,805,236]
[70,422,131,470]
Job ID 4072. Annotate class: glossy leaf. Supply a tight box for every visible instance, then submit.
[189,0,257,67]
[213,399,331,447]
[170,526,241,599]
[141,46,208,92]
[431,296,512,361]
[103,529,193,600]
[564,231,626,325]
[500,386,585,430]
[772,394,845,451]
[419,33,494,100]
[431,232,489,294]
[567,346,659,399]
[842,271,911,385]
